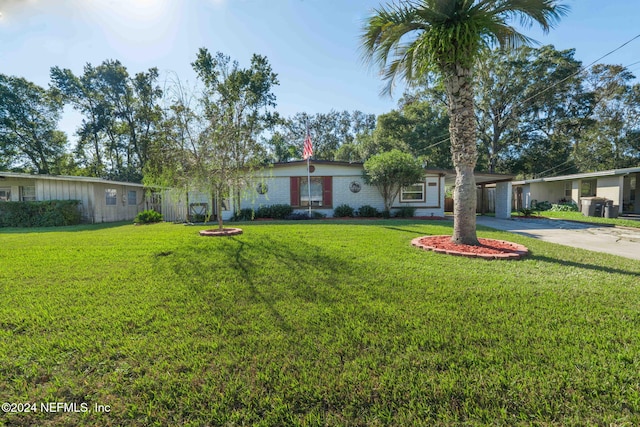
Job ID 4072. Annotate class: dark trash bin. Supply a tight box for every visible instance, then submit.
[604,201,619,218]
[581,197,606,217]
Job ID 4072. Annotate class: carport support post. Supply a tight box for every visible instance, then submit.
[495,181,513,219]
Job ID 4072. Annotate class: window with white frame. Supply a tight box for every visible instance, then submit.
[300,177,324,207]
[105,188,117,206]
[0,188,10,201]
[564,182,572,198]
[20,186,36,201]
[128,190,137,205]
[400,183,425,202]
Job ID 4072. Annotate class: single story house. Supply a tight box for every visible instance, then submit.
[0,171,148,223]
[512,166,640,215]
[160,161,515,221]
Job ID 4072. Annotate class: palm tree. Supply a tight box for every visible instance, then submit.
[361,0,568,245]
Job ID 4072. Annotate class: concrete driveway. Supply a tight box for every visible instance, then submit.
[476,216,640,261]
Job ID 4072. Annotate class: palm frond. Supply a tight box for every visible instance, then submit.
[360,0,569,91]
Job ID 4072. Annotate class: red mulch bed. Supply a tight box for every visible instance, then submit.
[199,228,243,237]
[412,235,529,260]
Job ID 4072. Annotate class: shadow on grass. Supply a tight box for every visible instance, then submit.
[530,254,640,278]
[157,233,356,333]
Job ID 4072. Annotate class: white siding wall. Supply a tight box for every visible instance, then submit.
[93,183,145,223]
[528,181,566,206]
[36,179,94,221]
[596,176,623,205]
[239,164,444,217]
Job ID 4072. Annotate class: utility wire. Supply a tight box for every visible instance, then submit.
[520,34,640,106]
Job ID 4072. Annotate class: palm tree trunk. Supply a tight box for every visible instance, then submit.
[446,64,479,245]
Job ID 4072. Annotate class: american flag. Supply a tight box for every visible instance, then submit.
[302,130,313,160]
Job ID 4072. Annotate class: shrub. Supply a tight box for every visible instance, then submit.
[0,200,82,227]
[311,211,326,219]
[356,205,380,218]
[333,204,355,217]
[393,206,416,218]
[134,209,163,224]
[255,204,293,219]
[550,203,579,212]
[519,208,536,217]
[534,201,552,211]
[189,213,207,223]
[270,204,294,219]
[286,212,310,220]
[231,208,255,221]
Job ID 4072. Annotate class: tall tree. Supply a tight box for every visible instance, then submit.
[361,0,568,245]
[277,110,376,161]
[475,45,589,176]
[191,48,278,229]
[145,77,204,221]
[0,74,67,174]
[575,65,640,171]
[50,60,163,181]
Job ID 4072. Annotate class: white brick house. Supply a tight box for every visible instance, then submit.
[160,160,446,221]
[245,160,445,217]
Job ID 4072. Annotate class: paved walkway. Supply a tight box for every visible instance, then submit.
[475,216,640,261]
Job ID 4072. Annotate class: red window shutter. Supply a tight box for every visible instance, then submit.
[290,177,300,206]
[323,176,332,207]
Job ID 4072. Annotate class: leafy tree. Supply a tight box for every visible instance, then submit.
[0,74,67,173]
[263,130,297,163]
[277,110,376,161]
[145,76,205,222]
[191,48,278,229]
[361,0,568,245]
[363,149,424,213]
[50,60,163,181]
[575,65,640,170]
[475,45,590,175]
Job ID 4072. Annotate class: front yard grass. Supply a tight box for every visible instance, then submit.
[1,220,639,426]
[513,210,640,228]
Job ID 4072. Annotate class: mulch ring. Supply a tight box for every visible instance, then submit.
[412,235,529,260]
[199,228,243,237]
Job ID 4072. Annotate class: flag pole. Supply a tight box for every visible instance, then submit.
[307,155,312,218]
[305,123,312,218]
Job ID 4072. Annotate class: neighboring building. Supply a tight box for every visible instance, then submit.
[0,171,147,223]
[512,166,640,215]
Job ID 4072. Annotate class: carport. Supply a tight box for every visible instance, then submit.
[434,169,515,220]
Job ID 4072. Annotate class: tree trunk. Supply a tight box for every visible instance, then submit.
[216,190,224,230]
[445,64,479,245]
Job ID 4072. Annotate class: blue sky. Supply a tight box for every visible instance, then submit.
[1,0,639,141]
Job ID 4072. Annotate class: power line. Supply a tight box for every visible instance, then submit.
[519,34,640,106]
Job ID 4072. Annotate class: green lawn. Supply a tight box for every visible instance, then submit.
[1,220,640,426]
[513,210,640,229]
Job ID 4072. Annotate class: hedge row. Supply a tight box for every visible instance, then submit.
[231,204,419,221]
[0,200,82,227]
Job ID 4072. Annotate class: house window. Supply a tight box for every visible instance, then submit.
[400,184,425,203]
[0,188,10,201]
[128,190,137,205]
[580,179,596,197]
[290,176,332,208]
[20,186,36,201]
[301,177,323,207]
[564,182,572,198]
[105,189,117,206]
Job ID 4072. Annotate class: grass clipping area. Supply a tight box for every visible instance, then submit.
[1,220,640,426]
